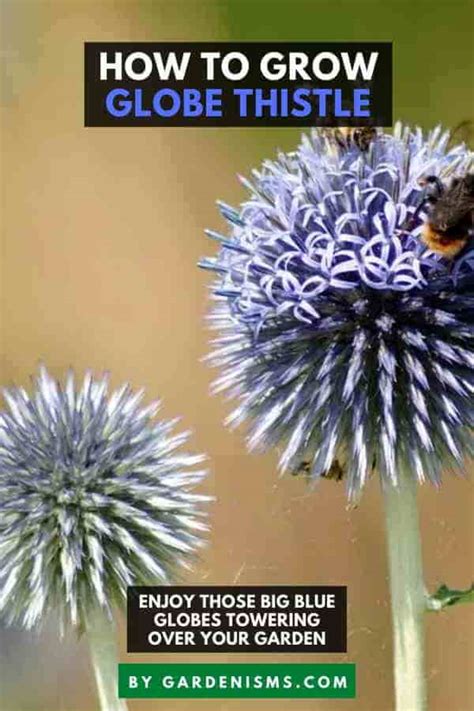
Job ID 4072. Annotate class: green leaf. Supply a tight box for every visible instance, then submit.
[426,583,474,611]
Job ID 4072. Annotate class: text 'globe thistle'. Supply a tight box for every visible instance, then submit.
[201,124,474,500]
[0,367,208,630]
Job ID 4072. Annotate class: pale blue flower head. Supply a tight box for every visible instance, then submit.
[201,125,474,500]
[0,367,209,629]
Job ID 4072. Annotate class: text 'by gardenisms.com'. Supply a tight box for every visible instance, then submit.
[84,43,392,127]
[127,586,347,653]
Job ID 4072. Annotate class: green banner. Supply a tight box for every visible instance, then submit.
[118,663,356,698]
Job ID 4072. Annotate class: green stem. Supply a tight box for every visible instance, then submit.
[87,608,128,711]
[383,470,427,711]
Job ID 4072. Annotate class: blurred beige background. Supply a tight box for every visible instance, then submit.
[1,1,473,710]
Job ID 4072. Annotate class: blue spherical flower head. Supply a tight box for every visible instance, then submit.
[201,125,474,500]
[0,367,209,630]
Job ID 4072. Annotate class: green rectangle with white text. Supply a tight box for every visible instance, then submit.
[118,663,356,698]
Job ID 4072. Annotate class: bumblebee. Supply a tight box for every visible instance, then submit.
[322,127,378,152]
[418,173,474,258]
[291,453,378,481]
[291,459,345,481]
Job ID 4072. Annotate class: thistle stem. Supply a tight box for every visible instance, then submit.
[383,470,427,711]
[87,609,128,711]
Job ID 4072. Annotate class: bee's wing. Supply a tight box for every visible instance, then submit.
[435,183,474,229]
[450,119,474,147]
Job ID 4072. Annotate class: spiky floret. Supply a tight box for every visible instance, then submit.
[0,367,208,630]
[201,124,474,500]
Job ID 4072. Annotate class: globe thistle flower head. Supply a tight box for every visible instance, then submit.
[0,367,209,630]
[201,124,474,500]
